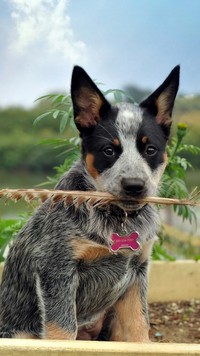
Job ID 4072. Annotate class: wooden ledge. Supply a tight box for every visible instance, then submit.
[148,260,200,302]
[0,339,200,356]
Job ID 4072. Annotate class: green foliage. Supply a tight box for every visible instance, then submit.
[153,243,176,261]
[160,123,200,223]
[38,141,80,187]
[158,229,200,260]
[0,106,66,172]
[0,215,27,262]
[154,123,200,260]
[34,93,75,134]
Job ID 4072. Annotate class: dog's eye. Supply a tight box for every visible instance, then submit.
[103,146,115,157]
[145,145,157,156]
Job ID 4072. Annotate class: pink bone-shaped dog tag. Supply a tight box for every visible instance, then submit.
[111,232,140,252]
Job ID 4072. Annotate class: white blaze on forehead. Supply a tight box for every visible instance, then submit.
[122,110,135,119]
[115,103,143,137]
[113,102,154,190]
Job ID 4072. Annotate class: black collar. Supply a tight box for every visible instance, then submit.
[108,203,147,221]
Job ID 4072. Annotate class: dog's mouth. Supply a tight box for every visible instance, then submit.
[108,188,148,212]
[111,199,146,212]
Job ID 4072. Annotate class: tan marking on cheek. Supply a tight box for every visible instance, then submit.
[159,152,168,175]
[14,333,39,339]
[46,322,76,340]
[163,152,168,164]
[110,284,149,342]
[70,238,111,261]
[152,152,168,184]
[141,136,148,144]
[113,138,120,146]
[85,153,99,179]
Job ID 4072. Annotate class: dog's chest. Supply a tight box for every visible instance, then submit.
[76,251,138,322]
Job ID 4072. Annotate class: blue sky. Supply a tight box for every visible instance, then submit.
[0,0,200,107]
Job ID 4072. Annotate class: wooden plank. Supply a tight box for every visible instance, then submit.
[148,260,200,302]
[0,339,200,356]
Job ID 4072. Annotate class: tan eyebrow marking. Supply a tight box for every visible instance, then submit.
[141,136,148,144]
[113,138,120,146]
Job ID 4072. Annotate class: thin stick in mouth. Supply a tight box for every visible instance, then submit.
[0,188,199,208]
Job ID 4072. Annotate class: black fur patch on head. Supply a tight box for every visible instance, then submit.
[82,107,122,176]
[136,112,168,171]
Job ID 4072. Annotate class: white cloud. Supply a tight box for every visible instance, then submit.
[8,0,87,64]
[0,0,89,106]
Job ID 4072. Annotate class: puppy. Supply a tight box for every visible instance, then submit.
[0,65,179,341]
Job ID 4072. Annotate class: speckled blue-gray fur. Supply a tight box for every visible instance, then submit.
[0,65,180,341]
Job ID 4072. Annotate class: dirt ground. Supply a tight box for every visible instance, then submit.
[149,300,200,343]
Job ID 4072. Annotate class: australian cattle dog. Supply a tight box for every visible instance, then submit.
[0,65,179,341]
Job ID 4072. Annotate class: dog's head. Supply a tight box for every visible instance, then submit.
[71,65,179,210]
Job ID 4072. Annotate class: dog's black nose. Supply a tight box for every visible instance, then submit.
[121,178,146,197]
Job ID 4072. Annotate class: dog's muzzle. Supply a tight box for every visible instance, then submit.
[121,178,147,198]
[108,178,147,211]
[110,177,148,212]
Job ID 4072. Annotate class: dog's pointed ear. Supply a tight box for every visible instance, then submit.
[140,65,180,134]
[71,66,111,131]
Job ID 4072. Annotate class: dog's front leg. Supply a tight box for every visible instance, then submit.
[110,265,150,342]
[40,270,78,340]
